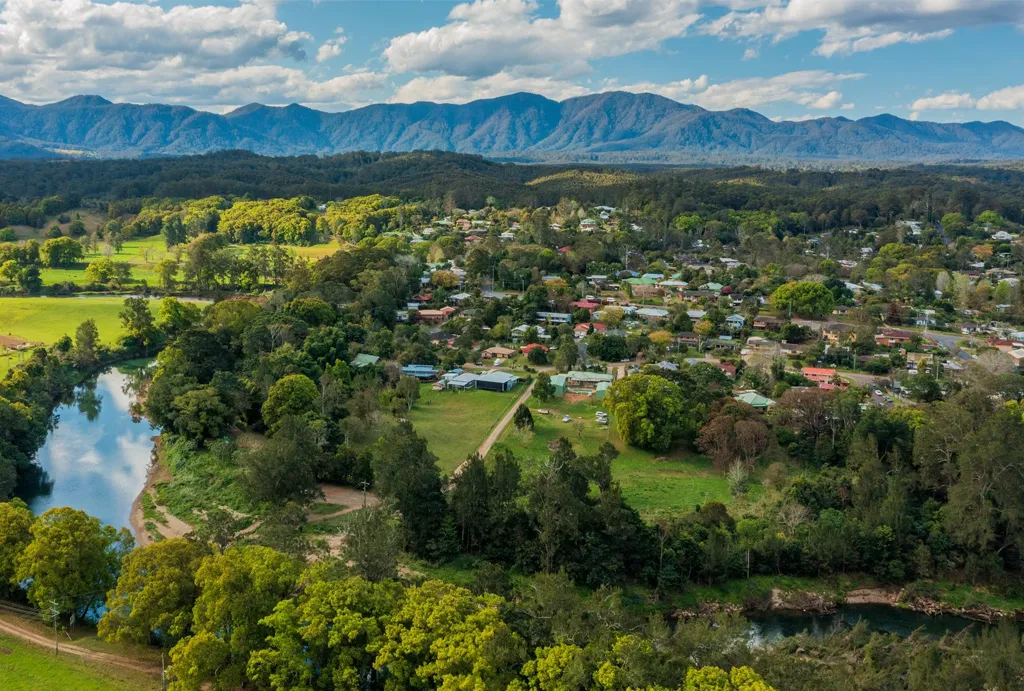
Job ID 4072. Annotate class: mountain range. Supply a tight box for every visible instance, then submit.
[1,91,1023,163]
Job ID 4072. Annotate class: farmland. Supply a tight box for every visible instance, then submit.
[0,296,154,375]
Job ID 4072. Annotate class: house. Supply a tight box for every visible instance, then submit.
[574,322,606,338]
[580,219,598,231]
[500,232,515,241]
[987,338,1023,352]
[656,360,679,372]
[536,311,573,325]
[801,367,839,387]
[725,314,746,329]
[717,362,737,379]
[1009,349,1024,366]
[569,300,601,312]
[482,346,516,359]
[681,290,717,302]
[700,282,725,292]
[734,390,775,409]
[456,219,472,231]
[401,364,439,380]
[512,324,548,341]
[677,332,700,347]
[520,343,549,355]
[416,308,455,324]
[449,292,472,304]
[636,307,669,321]
[993,230,1014,241]
[686,309,707,320]
[753,316,783,331]
[475,371,520,392]
[822,323,857,343]
[566,371,615,391]
[351,353,380,369]
[444,371,521,392]
[549,374,568,395]
[631,284,665,299]
[875,329,913,347]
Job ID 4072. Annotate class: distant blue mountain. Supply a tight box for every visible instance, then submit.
[0,91,1022,162]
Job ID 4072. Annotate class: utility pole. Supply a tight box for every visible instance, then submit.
[48,600,59,657]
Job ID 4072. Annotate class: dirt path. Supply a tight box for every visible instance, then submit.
[0,616,161,675]
[130,462,194,547]
[452,379,536,478]
[312,485,379,521]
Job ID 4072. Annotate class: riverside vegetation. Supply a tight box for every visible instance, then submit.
[1,155,1024,688]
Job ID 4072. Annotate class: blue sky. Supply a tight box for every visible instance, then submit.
[2,0,1024,124]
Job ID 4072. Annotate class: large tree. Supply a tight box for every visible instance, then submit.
[14,507,133,617]
[770,281,835,318]
[604,374,689,451]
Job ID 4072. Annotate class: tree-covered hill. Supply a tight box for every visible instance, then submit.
[2,91,1024,162]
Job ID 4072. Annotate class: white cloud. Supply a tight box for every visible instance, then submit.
[704,0,1024,57]
[383,0,703,79]
[390,71,591,104]
[316,29,347,63]
[977,85,1024,111]
[689,71,860,110]
[0,0,391,109]
[841,103,854,110]
[911,91,977,111]
[742,46,759,60]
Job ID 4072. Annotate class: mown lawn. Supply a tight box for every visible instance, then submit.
[408,384,524,472]
[0,634,159,691]
[491,394,763,519]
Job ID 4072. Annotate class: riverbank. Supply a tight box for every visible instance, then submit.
[677,575,1024,624]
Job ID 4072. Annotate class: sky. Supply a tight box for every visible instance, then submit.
[1,0,1024,124]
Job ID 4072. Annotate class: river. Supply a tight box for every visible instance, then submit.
[747,604,994,644]
[18,364,157,533]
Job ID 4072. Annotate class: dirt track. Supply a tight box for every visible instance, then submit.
[0,615,161,675]
[451,379,536,479]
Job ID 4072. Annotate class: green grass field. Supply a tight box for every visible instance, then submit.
[408,384,524,472]
[0,634,159,691]
[491,394,762,519]
[0,296,157,376]
[33,236,169,287]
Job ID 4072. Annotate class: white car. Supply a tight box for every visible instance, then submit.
[562,415,571,423]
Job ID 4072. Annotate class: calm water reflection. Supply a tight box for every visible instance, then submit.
[21,366,157,532]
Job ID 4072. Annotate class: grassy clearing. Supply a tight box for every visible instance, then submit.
[0,296,154,376]
[34,235,169,287]
[156,439,253,528]
[309,502,346,515]
[491,395,763,520]
[303,511,359,536]
[408,384,523,472]
[0,634,159,691]
[293,241,343,260]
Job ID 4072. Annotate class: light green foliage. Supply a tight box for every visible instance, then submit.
[517,644,586,691]
[13,507,133,617]
[84,257,132,284]
[169,545,302,690]
[217,197,318,245]
[40,236,84,267]
[323,194,414,241]
[605,374,689,451]
[371,579,518,690]
[248,577,403,691]
[769,281,835,318]
[99,538,209,645]
[0,500,33,595]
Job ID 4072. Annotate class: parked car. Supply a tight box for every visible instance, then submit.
[562,415,571,423]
